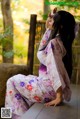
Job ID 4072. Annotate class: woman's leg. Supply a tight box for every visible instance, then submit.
[5,74,33,118]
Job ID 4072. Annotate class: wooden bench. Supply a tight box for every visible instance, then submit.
[21,84,80,119]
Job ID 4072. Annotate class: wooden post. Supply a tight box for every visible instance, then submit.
[27,14,37,74]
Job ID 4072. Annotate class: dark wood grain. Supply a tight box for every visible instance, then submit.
[27,14,37,74]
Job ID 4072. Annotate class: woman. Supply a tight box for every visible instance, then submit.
[41,9,76,79]
[5,10,75,119]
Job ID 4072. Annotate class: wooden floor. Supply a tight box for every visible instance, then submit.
[21,84,80,119]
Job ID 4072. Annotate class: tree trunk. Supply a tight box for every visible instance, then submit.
[1,0,13,63]
[43,0,50,16]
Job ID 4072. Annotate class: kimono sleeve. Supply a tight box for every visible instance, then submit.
[45,40,66,92]
[37,50,47,66]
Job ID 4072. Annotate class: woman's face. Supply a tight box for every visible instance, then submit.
[46,17,54,29]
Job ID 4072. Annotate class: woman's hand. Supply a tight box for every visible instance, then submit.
[44,87,63,107]
[44,97,62,107]
[46,17,54,30]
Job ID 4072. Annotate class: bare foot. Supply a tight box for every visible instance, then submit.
[44,87,63,107]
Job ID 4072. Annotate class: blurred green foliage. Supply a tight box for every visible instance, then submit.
[41,0,80,21]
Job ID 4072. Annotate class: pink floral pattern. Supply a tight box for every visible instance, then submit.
[25,85,33,91]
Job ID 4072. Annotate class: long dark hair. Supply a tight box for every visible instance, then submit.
[49,10,76,79]
[49,10,75,46]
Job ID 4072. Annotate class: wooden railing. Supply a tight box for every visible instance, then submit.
[72,45,80,84]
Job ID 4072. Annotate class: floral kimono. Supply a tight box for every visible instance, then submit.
[5,28,71,119]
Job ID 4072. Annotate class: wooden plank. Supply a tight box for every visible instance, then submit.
[21,85,79,119]
[21,103,44,119]
[77,85,80,119]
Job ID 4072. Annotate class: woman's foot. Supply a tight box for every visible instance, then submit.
[44,87,63,107]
